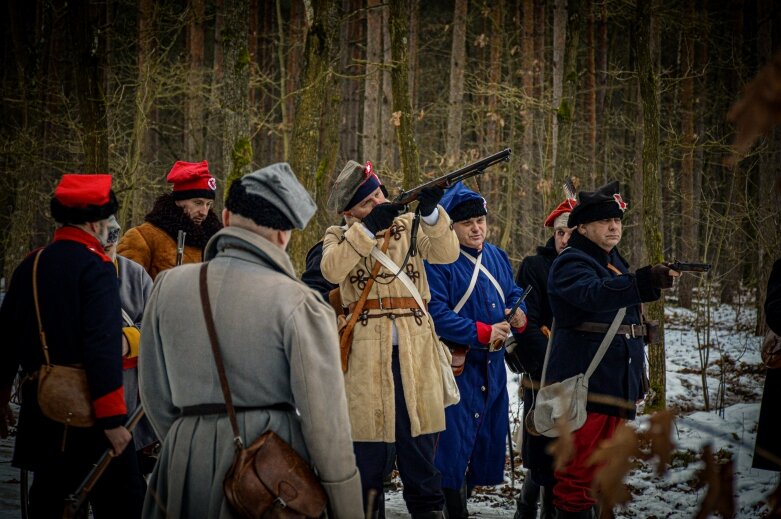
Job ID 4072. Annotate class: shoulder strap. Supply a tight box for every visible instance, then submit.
[199,263,243,450]
[459,250,505,303]
[340,228,392,344]
[538,308,627,388]
[32,249,51,367]
[453,252,482,314]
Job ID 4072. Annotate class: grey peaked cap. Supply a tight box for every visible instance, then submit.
[239,162,316,229]
[327,160,365,213]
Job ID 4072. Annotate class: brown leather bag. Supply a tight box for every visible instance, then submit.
[762,328,781,369]
[442,341,468,377]
[337,228,391,373]
[199,264,327,519]
[32,249,95,428]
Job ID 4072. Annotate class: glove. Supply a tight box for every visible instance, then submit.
[649,263,675,289]
[417,186,445,217]
[362,203,404,234]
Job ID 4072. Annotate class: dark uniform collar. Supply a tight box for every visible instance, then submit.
[536,236,558,258]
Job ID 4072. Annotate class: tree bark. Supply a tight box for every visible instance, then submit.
[185,0,205,158]
[585,4,597,185]
[288,0,341,272]
[445,0,468,165]
[551,0,566,180]
[636,0,666,411]
[362,0,382,162]
[339,0,364,162]
[389,0,420,188]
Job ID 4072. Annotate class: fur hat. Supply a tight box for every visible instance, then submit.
[327,160,382,213]
[439,182,487,222]
[167,160,217,200]
[50,174,119,224]
[567,180,627,226]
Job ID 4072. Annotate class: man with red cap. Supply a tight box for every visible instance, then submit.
[118,160,222,279]
[0,174,144,517]
[507,197,576,519]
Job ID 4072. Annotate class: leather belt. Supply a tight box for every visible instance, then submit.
[180,403,294,417]
[574,322,647,339]
[349,297,426,313]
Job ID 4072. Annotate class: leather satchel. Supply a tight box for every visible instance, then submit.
[762,328,781,369]
[199,263,327,519]
[442,340,468,376]
[32,249,95,428]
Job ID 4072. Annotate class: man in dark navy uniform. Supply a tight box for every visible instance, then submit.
[545,181,677,518]
[0,174,144,518]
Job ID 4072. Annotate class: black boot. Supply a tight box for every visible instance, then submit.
[411,512,445,519]
[539,486,555,519]
[554,506,596,519]
[443,482,469,518]
[514,477,541,519]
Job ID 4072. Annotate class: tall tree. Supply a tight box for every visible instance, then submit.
[389,0,421,187]
[288,0,341,271]
[636,0,666,410]
[185,0,205,158]
[220,0,252,187]
[339,0,364,162]
[362,0,382,162]
[551,0,566,179]
[446,0,468,165]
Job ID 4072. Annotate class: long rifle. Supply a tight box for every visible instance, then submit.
[62,405,145,519]
[175,230,186,266]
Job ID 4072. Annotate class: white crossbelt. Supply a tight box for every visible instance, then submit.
[369,248,428,316]
[456,250,505,312]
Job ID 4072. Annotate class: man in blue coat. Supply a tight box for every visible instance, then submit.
[425,182,527,518]
[546,181,677,517]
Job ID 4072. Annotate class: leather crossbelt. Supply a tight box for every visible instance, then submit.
[574,322,647,339]
[349,297,426,313]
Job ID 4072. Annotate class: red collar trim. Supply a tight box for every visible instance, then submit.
[53,226,112,263]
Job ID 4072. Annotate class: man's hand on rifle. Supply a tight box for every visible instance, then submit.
[362,203,405,234]
[104,426,132,457]
[489,321,512,344]
[505,307,527,329]
[417,186,445,217]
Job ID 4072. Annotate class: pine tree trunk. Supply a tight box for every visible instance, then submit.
[389,0,420,188]
[445,0,468,166]
[636,0,666,411]
[551,0,566,180]
[339,0,364,161]
[288,0,341,272]
[380,4,395,167]
[557,0,582,183]
[362,0,382,162]
[585,5,597,185]
[185,0,205,159]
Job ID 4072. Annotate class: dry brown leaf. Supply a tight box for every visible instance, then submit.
[545,420,575,472]
[767,477,781,518]
[693,445,736,519]
[726,50,781,166]
[641,409,676,476]
[586,424,640,516]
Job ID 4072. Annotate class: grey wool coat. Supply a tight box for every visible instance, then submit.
[138,226,363,519]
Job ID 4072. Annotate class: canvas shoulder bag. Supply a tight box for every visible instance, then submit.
[532,308,626,438]
[32,249,95,429]
[199,263,327,519]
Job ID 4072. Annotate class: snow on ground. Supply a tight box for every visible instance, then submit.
[1,292,778,518]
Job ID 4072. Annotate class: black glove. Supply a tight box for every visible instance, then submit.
[362,203,404,234]
[417,186,445,217]
[649,263,675,289]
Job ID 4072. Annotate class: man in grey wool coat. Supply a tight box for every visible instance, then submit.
[138,163,364,518]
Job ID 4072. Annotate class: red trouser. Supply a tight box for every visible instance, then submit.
[553,412,622,512]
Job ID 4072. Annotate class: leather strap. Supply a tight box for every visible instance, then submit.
[199,263,244,449]
[349,297,425,312]
[31,249,51,367]
[574,322,647,338]
[340,228,392,346]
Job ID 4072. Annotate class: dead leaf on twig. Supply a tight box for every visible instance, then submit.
[639,409,676,476]
[587,424,640,517]
[693,444,736,519]
[546,420,575,472]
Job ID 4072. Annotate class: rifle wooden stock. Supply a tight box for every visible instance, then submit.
[393,148,511,206]
[62,405,146,519]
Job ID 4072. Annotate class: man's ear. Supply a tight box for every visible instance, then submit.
[577,224,587,236]
[222,208,230,227]
[277,229,292,250]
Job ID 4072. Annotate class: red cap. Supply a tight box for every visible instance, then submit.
[544,198,578,227]
[166,160,217,199]
[54,174,112,207]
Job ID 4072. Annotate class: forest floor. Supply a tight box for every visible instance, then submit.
[0,290,778,518]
